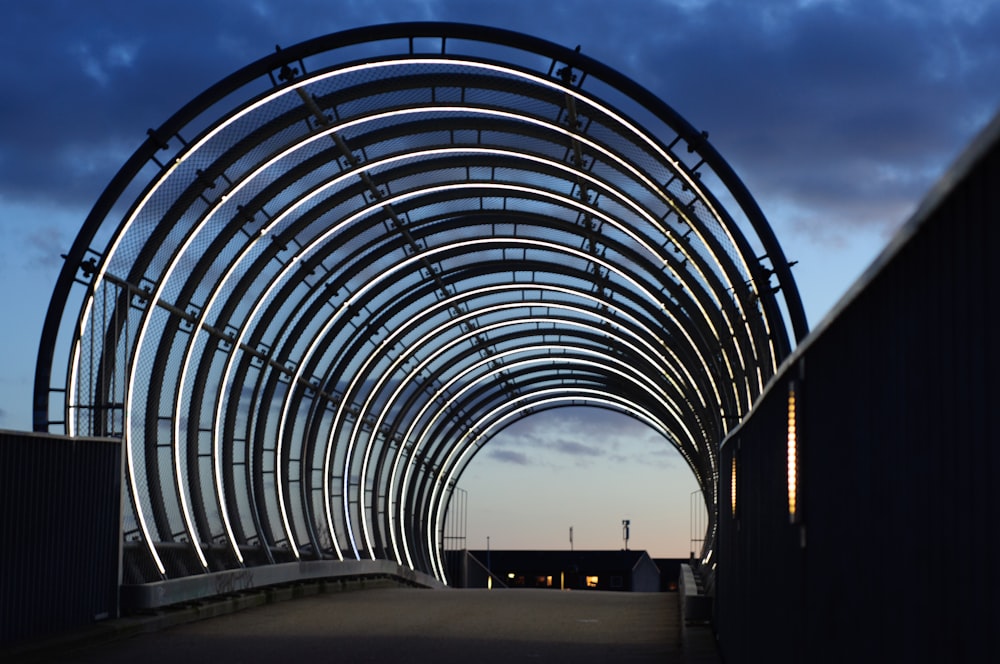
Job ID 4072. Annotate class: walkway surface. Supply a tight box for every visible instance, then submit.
[20,587,720,663]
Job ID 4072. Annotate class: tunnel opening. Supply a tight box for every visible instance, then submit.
[451,406,703,555]
[34,23,804,588]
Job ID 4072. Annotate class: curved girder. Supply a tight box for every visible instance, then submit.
[35,23,805,583]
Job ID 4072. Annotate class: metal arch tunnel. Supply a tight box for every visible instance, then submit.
[34,23,807,586]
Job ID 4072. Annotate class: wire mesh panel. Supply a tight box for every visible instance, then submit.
[36,23,805,584]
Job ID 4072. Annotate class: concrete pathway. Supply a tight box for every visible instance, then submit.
[25,587,720,663]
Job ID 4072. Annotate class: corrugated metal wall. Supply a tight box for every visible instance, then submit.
[716,115,1000,662]
[1,431,121,646]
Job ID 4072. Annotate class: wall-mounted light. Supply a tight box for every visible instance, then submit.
[787,382,798,523]
[730,453,738,517]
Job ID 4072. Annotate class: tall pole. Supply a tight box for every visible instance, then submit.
[570,526,574,551]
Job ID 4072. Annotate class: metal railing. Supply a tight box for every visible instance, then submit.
[715,112,1000,663]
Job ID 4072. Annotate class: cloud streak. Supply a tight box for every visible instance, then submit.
[550,440,603,458]
[484,406,674,469]
[487,449,530,466]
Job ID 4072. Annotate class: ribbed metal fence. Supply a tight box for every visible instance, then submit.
[716,113,1000,662]
[0,431,121,646]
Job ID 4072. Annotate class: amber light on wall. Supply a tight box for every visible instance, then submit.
[730,455,738,517]
[787,383,798,523]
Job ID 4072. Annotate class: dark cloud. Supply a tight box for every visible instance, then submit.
[1,0,996,243]
[24,225,74,270]
[616,0,1000,236]
[487,448,529,465]
[506,405,653,443]
[550,439,603,457]
[1,2,271,209]
[484,406,671,471]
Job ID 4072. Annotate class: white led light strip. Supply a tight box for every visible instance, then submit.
[346,301,692,561]
[63,49,781,578]
[426,390,678,581]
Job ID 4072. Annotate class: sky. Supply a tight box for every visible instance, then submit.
[1,0,998,558]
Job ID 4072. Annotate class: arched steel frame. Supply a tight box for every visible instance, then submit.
[34,23,806,583]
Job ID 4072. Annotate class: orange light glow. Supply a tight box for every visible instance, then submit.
[730,455,737,516]
[787,385,798,522]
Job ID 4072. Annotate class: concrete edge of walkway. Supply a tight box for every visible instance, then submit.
[6,581,722,664]
[121,559,444,610]
[681,619,722,663]
[2,575,413,663]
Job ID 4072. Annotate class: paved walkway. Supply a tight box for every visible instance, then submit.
[16,587,720,663]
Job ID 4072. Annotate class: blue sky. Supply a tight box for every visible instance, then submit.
[1,0,998,557]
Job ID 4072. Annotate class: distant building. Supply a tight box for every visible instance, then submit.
[457,550,662,592]
[652,558,685,592]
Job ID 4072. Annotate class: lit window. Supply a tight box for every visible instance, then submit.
[586,575,599,588]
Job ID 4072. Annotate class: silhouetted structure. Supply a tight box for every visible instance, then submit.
[32,23,802,596]
[462,549,661,591]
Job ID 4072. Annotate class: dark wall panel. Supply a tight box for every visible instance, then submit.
[716,115,999,663]
[0,431,121,646]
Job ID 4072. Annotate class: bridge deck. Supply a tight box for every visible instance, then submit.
[23,587,719,663]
